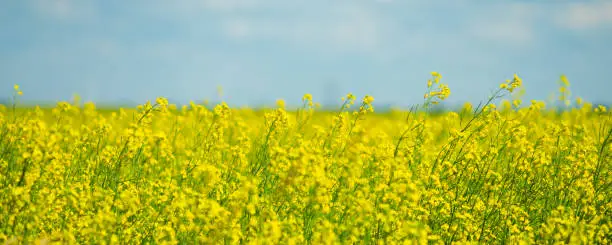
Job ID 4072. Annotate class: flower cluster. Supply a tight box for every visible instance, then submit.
[13,84,23,96]
[558,74,571,106]
[1,75,609,244]
[499,74,523,93]
[355,95,374,116]
[424,72,451,106]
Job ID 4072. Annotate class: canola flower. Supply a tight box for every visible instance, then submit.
[0,76,611,244]
[423,72,450,110]
[558,75,572,107]
[13,84,23,96]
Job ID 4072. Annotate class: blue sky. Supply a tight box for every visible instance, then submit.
[1,0,611,108]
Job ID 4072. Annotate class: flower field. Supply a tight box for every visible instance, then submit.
[1,74,610,244]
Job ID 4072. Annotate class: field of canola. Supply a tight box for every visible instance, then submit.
[1,73,610,244]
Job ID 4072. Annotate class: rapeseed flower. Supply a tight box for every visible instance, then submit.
[0,74,607,244]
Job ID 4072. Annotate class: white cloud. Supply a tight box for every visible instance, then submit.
[201,0,260,11]
[556,1,612,30]
[469,20,534,45]
[219,1,547,54]
[219,2,391,53]
[465,3,539,45]
[224,19,252,38]
[32,0,95,20]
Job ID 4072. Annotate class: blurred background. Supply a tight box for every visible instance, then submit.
[1,0,611,109]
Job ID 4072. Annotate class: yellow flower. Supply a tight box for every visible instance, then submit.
[346,93,356,101]
[513,74,522,86]
[302,93,313,102]
[363,95,374,105]
[13,84,23,95]
[560,74,570,87]
[0,69,606,244]
[155,97,169,107]
[576,97,583,105]
[276,99,286,109]
[597,105,607,112]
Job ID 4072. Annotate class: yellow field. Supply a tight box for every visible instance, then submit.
[1,74,610,244]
